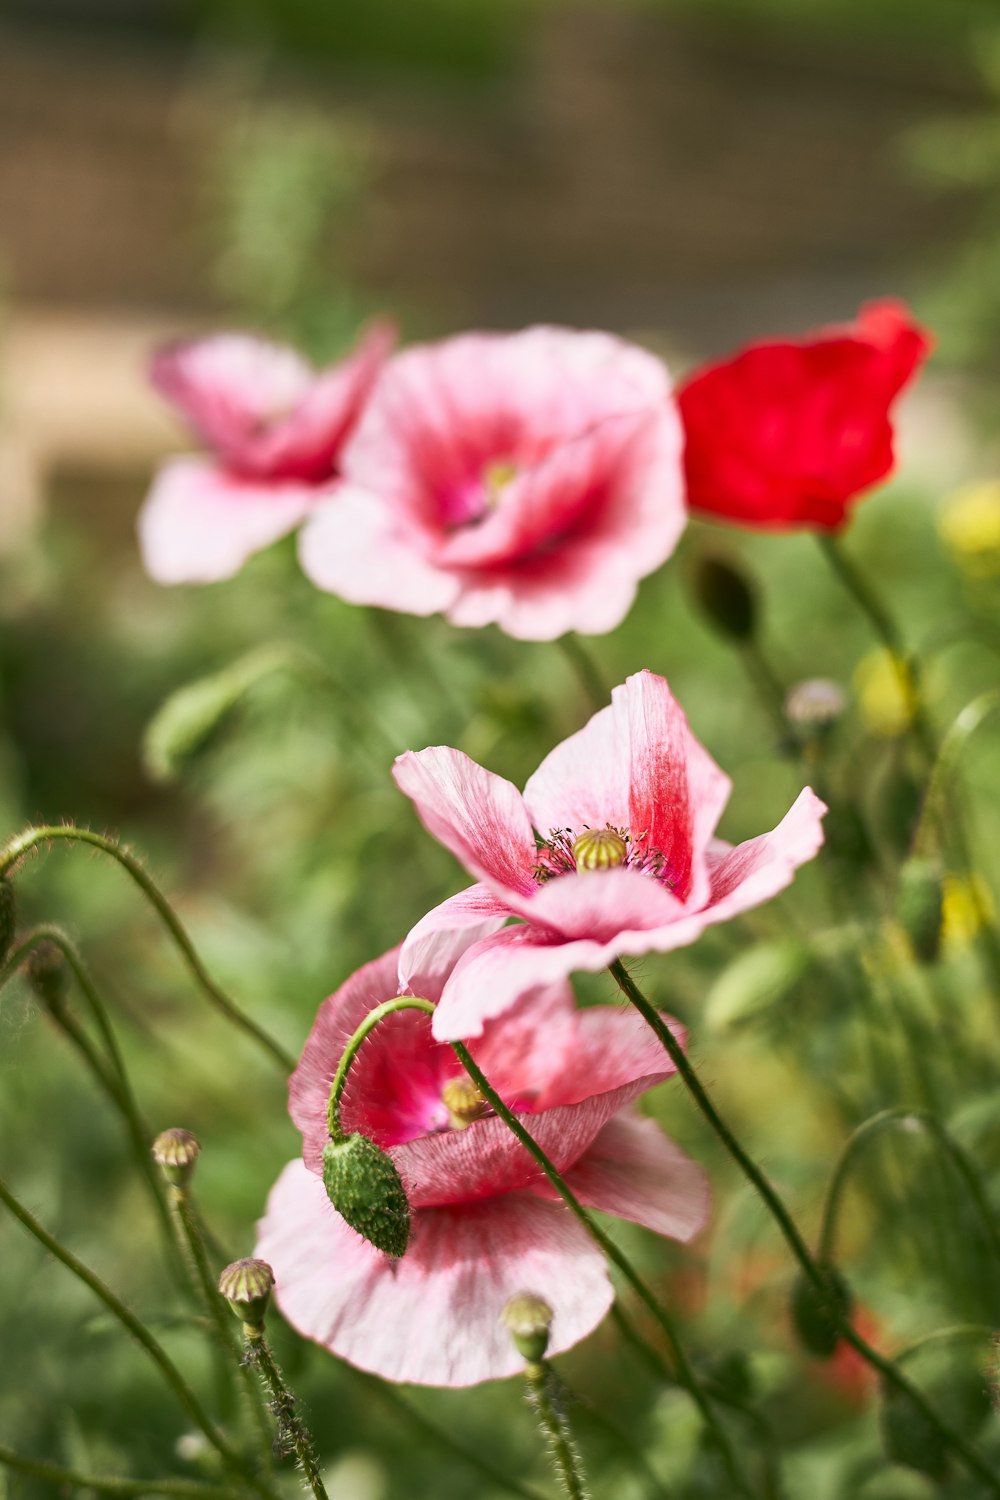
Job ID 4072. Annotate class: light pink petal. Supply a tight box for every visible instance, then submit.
[257,1160,613,1387]
[619,672,732,907]
[532,1110,710,1242]
[536,1005,680,1109]
[523,700,629,835]
[393,747,537,897]
[398,884,513,1002]
[138,457,317,584]
[298,486,462,615]
[703,787,828,921]
[151,335,313,463]
[508,864,683,940]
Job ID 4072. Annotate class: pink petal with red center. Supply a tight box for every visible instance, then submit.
[515,864,684,940]
[531,1110,710,1241]
[703,786,828,920]
[138,457,318,584]
[256,1160,613,1387]
[393,746,537,897]
[298,487,462,616]
[398,884,512,1001]
[524,700,630,836]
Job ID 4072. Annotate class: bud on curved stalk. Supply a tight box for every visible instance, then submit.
[218,1258,274,1332]
[690,553,758,642]
[505,1291,589,1500]
[152,1128,201,1190]
[790,1264,852,1358]
[322,1135,411,1258]
[896,858,945,965]
[25,939,68,1011]
[503,1291,554,1365]
[0,878,15,964]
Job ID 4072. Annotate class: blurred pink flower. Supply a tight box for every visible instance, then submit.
[139,323,392,583]
[298,326,685,639]
[255,940,708,1386]
[394,669,826,1040]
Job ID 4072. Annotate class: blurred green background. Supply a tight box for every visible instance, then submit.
[1,1,1000,1496]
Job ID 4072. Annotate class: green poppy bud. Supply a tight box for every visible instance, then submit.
[502,1291,553,1364]
[26,939,69,1012]
[690,554,757,642]
[896,858,944,965]
[790,1264,852,1358]
[879,1381,948,1481]
[323,1134,411,1259]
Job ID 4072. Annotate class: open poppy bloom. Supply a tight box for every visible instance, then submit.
[678,299,931,530]
[394,670,826,1040]
[255,941,708,1386]
[139,322,392,583]
[298,326,686,639]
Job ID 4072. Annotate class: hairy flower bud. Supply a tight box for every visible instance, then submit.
[323,1134,410,1258]
[0,879,15,965]
[26,939,68,1011]
[503,1291,554,1363]
[152,1128,201,1188]
[218,1258,274,1330]
[790,1265,852,1358]
[690,554,757,642]
[896,858,944,965]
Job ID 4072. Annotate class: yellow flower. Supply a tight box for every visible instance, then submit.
[941,872,995,950]
[937,481,1000,578]
[853,649,915,738]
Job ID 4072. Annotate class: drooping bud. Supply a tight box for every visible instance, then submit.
[896,858,944,965]
[689,554,757,642]
[790,1265,852,1359]
[218,1257,274,1331]
[879,1380,948,1480]
[441,1077,491,1131]
[322,1134,410,1258]
[152,1128,201,1189]
[0,879,15,964]
[503,1291,554,1364]
[25,939,69,1011]
[571,827,627,873]
[784,677,846,734]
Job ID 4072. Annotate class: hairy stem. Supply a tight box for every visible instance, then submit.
[0,1447,247,1499]
[242,1328,328,1500]
[524,1361,589,1500]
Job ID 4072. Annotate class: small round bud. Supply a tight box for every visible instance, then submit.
[323,1134,410,1258]
[690,554,757,642]
[502,1291,553,1363]
[26,939,68,1011]
[152,1128,201,1188]
[441,1077,490,1131]
[896,859,944,966]
[879,1381,948,1480]
[572,827,627,873]
[784,678,846,733]
[218,1258,274,1330]
[0,879,15,964]
[790,1265,852,1358]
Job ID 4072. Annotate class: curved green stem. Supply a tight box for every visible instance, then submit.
[894,1324,996,1366]
[0,1447,247,1499]
[557,635,608,714]
[0,825,293,1074]
[450,1042,754,1499]
[0,1174,275,1499]
[524,1361,589,1500]
[818,1106,1000,1275]
[609,959,1000,1498]
[326,995,435,1137]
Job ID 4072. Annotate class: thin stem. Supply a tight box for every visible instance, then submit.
[0,1174,274,1499]
[242,1328,328,1500]
[818,1106,1000,1278]
[557,635,608,713]
[326,995,435,1136]
[524,1361,589,1500]
[170,1187,274,1464]
[894,1324,996,1366]
[0,825,293,1073]
[609,959,1000,1498]
[450,1042,754,1499]
[0,1448,246,1499]
[739,640,794,748]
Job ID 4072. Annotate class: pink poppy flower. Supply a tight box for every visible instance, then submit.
[255,940,709,1387]
[393,669,827,1041]
[139,322,392,584]
[297,326,686,639]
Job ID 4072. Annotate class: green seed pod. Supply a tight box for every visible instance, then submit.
[879,767,924,861]
[502,1292,553,1364]
[790,1264,852,1359]
[879,1381,948,1481]
[0,879,15,965]
[896,858,944,965]
[26,939,69,1012]
[151,1127,201,1189]
[690,554,757,642]
[218,1258,274,1330]
[323,1134,411,1259]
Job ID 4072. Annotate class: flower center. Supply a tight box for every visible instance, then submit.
[441,1077,491,1131]
[533,824,675,888]
[483,460,519,508]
